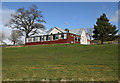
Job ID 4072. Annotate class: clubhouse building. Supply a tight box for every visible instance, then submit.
[25,27,90,45]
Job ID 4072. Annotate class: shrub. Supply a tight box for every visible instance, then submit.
[108,41,112,44]
[98,40,101,45]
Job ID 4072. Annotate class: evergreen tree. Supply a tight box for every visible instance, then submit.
[93,13,118,44]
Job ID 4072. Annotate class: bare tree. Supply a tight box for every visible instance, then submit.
[9,30,23,45]
[87,28,93,44]
[6,4,46,38]
[16,40,24,45]
[0,30,7,45]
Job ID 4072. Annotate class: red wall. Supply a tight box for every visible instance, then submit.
[25,33,81,46]
[67,33,74,43]
[67,33,80,44]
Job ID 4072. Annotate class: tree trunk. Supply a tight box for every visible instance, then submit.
[90,36,92,44]
[13,41,16,46]
[26,33,29,38]
[101,40,103,44]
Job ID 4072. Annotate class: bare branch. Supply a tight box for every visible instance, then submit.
[9,30,23,45]
[6,4,46,37]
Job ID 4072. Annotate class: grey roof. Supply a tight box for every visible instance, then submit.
[69,28,84,36]
[56,27,84,35]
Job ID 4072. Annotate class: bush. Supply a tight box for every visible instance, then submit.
[98,40,101,45]
[108,41,112,44]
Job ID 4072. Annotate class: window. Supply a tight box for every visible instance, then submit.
[46,35,48,41]
[33,37,35,42]
[44,36,46,41]
[38,36,44,41]
[59,34,64,39]
[37,37,40,42]
[53,34,58,40]
[31,38,33,42]
[59,33,67,39]
[26,38,28,42]
[55,34,58,40]
[32,37,38,42]
[64,34,67,39]
[35,37,38,42]
[71,41,74,43]
[28,38,31,42]
[53,34,55,40]
[61,34,64,39]
[59,34,61,39]
[41,36,44,41]
[48,36,51,40]
[39,36,41,41]
[46,35,50,41]
[78,37,80,41]
[70,34,73,37]
[75,36,78,41]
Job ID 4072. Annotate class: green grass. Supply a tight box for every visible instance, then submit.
[2,44,118,81]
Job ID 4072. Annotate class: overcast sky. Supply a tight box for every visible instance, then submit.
[1,2,119,44]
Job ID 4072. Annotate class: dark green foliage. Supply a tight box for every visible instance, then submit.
[93,13,118,44]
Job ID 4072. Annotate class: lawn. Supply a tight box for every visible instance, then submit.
[2,44,118,81]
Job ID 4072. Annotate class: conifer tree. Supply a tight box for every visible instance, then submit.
[93,13,118,44]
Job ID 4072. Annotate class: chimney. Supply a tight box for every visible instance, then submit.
[65,28,69,33]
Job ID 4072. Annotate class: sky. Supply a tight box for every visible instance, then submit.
[1,2,119,44]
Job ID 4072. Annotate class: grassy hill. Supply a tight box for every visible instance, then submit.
[2,44,118,81]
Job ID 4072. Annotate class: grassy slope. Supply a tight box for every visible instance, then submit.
[2,44,118,81]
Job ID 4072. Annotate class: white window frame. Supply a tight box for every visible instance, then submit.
[35,37,38,42]
[64,34,67,39]
[41,36,44,41]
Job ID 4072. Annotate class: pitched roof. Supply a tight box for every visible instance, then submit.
[48,27,84,36]
[48,27,67,34]
[69,28,84,36]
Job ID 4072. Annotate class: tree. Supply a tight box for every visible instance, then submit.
[9,30,23,45]
[93,13,118,44]
[6,4,46,38]
[86,28,93,44]
[0,30,7,45]
[16,40,24,45]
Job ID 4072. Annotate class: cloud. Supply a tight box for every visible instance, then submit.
[0,29,12,45]
[0,8,15,26]
[0,8,15,45]
[110,10,120,23]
